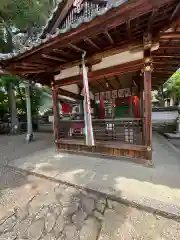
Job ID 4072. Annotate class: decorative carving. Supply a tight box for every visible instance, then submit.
[142,63,153,73]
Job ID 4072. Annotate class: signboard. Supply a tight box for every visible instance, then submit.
[94,87,137,101]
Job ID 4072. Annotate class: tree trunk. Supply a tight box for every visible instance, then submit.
[7,82,20,134]
[160,85,165,107]
[17,83,26,111]
[25,83,33,142]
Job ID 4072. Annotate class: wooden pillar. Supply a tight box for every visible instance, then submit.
[100,100,105,119]
[139,84,144,118]
[142,33,153,160]
[143,66,152,148]
[129,96,133,117]
[51,79,60,142]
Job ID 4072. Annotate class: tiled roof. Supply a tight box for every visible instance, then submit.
[0,0,128,61]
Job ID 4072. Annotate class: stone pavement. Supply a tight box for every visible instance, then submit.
[2,132,180,218]
[0,167,180,240]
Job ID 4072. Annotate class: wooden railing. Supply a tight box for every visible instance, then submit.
[59,118,143,145]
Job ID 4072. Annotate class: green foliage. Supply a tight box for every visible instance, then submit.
[0,0,56,123]
[164,71,180,104]
[0,0,56,53]
[0,88,8,116]
[0,0,55,31]
[0,75,44,116]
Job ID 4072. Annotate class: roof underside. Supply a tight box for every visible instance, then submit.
[0,0,179,89]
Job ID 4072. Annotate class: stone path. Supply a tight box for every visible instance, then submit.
[0,167,180,240]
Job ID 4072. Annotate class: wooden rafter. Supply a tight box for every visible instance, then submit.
[53,49,73,59]
[18,62,48,68]
[89,84,99,93]
[9,65,45,70]
[104,30,114,45]
[68,43,84,52]
[31,61,51,67]
[96,79,106,91]
[115,76,122,88]
[13,69,45,74]
[83,37,100,50]
[41,54,67,62]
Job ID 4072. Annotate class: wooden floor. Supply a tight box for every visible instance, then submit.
[56,138,151,164]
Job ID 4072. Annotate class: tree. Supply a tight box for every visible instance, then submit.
[0,0,57,133]
[164,70,180,105]
[0,75,20,133]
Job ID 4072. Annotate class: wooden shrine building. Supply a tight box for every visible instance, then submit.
[0,0,180,165]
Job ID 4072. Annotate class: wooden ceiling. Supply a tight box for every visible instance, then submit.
[1,0,180,88]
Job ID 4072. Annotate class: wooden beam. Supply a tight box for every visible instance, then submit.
[104,30,114,45]
[154,71,175,74]
[12,69,46,74]
[68,43,84,52]
[58,88,83,100]
[83,37,100,50]
[96,80,106,91]
[19,62,48,68]
[41,54,67,62]
[153,61,180,65]
[153,55,180,58]
[53,49,73,59]
[55,59,143,87]
[159,46,180,49]
[143,66,152,151]
[160,32,180,39]
[52,79,60,140]
[154,68,177,72]
[115,75,122,87]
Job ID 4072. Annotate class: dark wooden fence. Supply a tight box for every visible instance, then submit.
[59,119,143,145]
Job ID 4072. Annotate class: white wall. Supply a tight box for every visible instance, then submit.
[152,111,178,123]
[92,51,143,71]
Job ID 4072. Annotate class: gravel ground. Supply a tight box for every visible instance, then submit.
[0,133,180,239]
[0,132,53,165]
